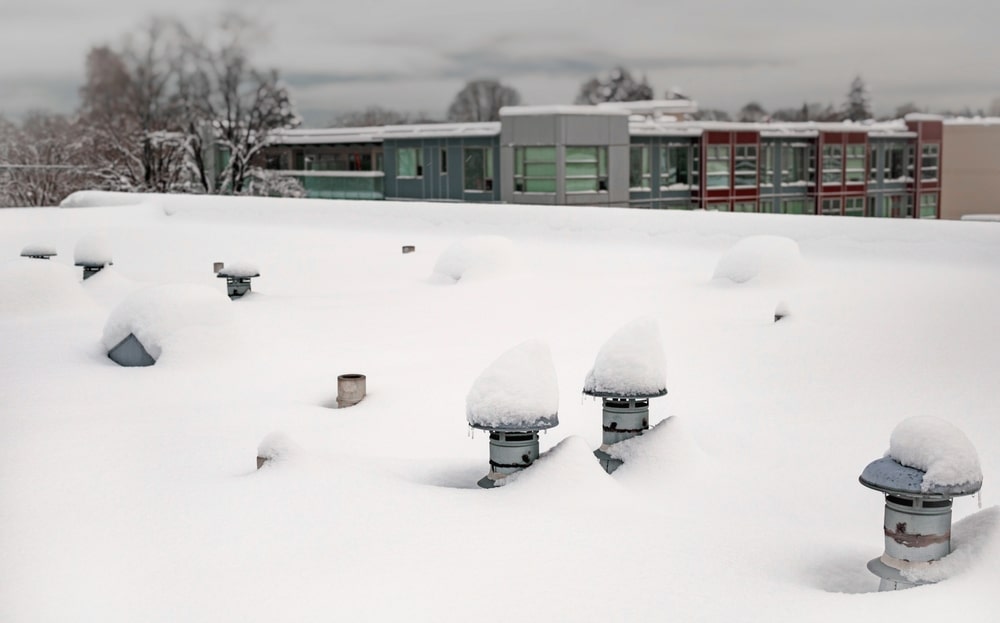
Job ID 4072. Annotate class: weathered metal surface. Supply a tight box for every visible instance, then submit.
[218,276,253,299]
[337,374,366,408]
[402,245,415,254]
[468,414,559,432]
[77,263,108,280]
[107,333,155,367]
[860,456,982,498]
[256,456,267,470]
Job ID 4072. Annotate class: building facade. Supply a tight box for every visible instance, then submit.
[256,105,944,219]
[940,119,1000,220]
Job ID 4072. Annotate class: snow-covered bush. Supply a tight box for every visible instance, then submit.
[584,316,666,396]
[712,235,801,284]
[888,416,983,491]
[466,340,559,430]
[433,235,516,282]
[101,284,233,361]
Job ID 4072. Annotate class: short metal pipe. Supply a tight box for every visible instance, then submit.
[337,374,366,408]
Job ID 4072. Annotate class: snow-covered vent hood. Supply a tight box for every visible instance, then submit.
[216,261,260,299]
[74,234,113,280]
[583,317,667,474]
[466,340,559,488]
[20,244,57,260]
[859,416,983,591]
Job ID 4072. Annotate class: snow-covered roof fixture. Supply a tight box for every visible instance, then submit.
[73,234,113,280]
[583,317,667,474]
[216,262,259,299]
[337,374,366,408]
[20,244,57,260]
[466,340,559,488]
[102,284,232,367]
[859,416,983,591]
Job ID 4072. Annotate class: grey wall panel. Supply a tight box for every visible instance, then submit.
[608,144,630,205]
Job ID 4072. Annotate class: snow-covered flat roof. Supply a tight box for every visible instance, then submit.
[500,105,632,117]
[945,117,1000,127]
[270,122,500,145]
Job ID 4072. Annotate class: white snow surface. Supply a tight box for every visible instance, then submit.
[888,416,983,490]
[466,340,559,430]
[712,234,802,284]
[257,432,300,462]
[432,234,516,282]
[217,261,260,278]
[73,232,113,265]
[2,192,1000,621]
[101,284,233,361]
[583,316,667,396]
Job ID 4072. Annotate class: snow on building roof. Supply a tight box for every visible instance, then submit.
[466,340,560,431]
[944,117,1000,126]
[270,122,500,145]
[584,317,667,398]
[597,99,699,116]
[500,105,632,117]
[629,117,915,139]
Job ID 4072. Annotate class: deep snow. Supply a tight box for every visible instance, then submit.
[1,192,999,622]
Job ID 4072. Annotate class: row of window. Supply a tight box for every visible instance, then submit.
[698,193,937,217]
[397,147,495,192]
[389,142,940,194]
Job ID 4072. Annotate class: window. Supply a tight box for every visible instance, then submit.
[630,145,650,189]
[780,145,808,185]
[869,146,879,181]
[921,144,940,181]
[397,147,422,178]
[845,197,864,216]
[906,146,916,180]
[734,145,757,187]
[565,146,608,192]
[514,147,556,193]
[761,145,775,186]
[901,195,914,218]
[440,148,448,174]
[846,145,866,183]
[660,144,698,188]
[734,201,757,212]
[886,144,906,179]
[919,193,938,218]
[822,145,843,184]
[867,195,878,217]
[781,198,814,215]
[264,153,287,170]
[463,147,493,191]
[706,145,730,188]
[707,202,730,211]
[821,198,842,215]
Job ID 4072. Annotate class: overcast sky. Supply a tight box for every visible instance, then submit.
[1,0,998,125]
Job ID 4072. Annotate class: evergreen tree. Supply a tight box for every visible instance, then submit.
[845,76,872,121]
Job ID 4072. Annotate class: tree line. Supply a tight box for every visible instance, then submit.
[4,25,998,208]
[1,13,301,207]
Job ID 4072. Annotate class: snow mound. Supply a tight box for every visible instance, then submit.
[257,432,300,464]
[61,190,149,209]
[0,258,92,316]
[902,506,999,584]
[74,233,113,266]
[584,316,667,396]
[466,340,559,430]
[20,243,57,257]
[217,261,260,278]
[888,416,983,491]
[101,284,233,361]
[501,436,617,494]
[712,235,801,284]
[432,235,516,282]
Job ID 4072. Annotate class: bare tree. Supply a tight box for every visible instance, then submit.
[575,67,653,104]
[446,80,521,122]
[78,20,188,193]
[692,109,732,122]
[844,75,872,121]
[738,101,768,122]
[176,13,300,194]
[0,113,93,207]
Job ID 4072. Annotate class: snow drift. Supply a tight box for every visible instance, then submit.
[432,235,516,282]
[712,235,802,284]
[101,284,233,362]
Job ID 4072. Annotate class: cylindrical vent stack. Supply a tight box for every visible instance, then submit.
[585,389,665,474]
[337,374,367,408]
[859,456,981,591]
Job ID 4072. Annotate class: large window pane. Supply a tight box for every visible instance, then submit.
[630,145,650,189]
[463,147,493,191]
[397,147,422,177]
[514,146,556,193]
